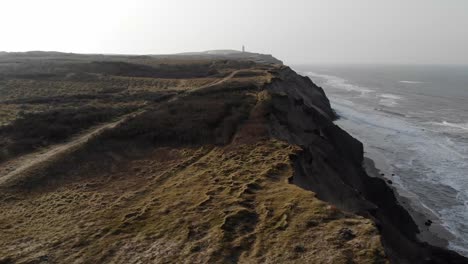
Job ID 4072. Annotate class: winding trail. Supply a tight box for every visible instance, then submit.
[0,110,144,186]
[188,70,240,93]
[0,70,241,186]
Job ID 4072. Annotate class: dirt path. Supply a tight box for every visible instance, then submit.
[0,110,144,186]
[188,70,240,93]
[0,70,240,186]
[167,70,240,102]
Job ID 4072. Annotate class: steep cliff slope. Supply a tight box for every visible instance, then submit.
[265,67,468,264]
[0,53,466,263]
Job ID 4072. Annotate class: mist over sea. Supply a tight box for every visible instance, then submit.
[294,64,468,256]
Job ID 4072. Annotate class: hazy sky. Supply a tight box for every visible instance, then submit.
[1,0,467,64]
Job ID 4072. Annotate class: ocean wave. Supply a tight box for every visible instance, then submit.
[378,93,402,107]
[300,66,468,256]
[337,101,468,253]
[400,80,424,84]
[330,97,355,107]
[375,108,407,117]
[306,71,374,95]
[380,93,403,100]
[431,121,468,132]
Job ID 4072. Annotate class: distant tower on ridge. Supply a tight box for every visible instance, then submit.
[242,45,245,53]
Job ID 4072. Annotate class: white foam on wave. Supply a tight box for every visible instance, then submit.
[400,80,424,84]
[380,94,403,100]
[378,93,403,107]
[306,71,374,96]
[331,98,468,256]
[431,121,468,132]
[302,68,468,255]
[331,97,355,107]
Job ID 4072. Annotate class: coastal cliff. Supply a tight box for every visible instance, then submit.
[0,52,466,263]
[265,66,468,263]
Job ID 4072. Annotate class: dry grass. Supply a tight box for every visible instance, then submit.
[0,55,388,264]
[0,139,387,264]
[0,95,387,263]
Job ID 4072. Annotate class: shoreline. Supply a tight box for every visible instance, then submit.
[363,155,456,250]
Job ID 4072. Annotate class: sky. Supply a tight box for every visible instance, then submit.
[1,0,467,64]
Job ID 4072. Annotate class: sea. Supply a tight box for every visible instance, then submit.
[293,64,468,256]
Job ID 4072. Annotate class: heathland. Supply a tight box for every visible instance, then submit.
[0,51,465,264]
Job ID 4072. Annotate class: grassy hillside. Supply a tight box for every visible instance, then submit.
[0,53,388,263]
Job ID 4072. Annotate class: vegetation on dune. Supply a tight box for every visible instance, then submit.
[0,53,389,263]
[0,53,270,165]
[108,94,253,145]
[0,58,232,81]
[0,138,387,263]
[0,106,136,162]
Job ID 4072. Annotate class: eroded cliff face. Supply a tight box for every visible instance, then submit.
[0,55,466,263]
[265,67,468,264]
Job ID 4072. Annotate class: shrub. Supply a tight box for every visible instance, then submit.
[0,106,134,161]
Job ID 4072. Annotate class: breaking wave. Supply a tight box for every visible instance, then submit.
[430,121,468,132]
[400,80,424,84]
[306,72,374,96]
